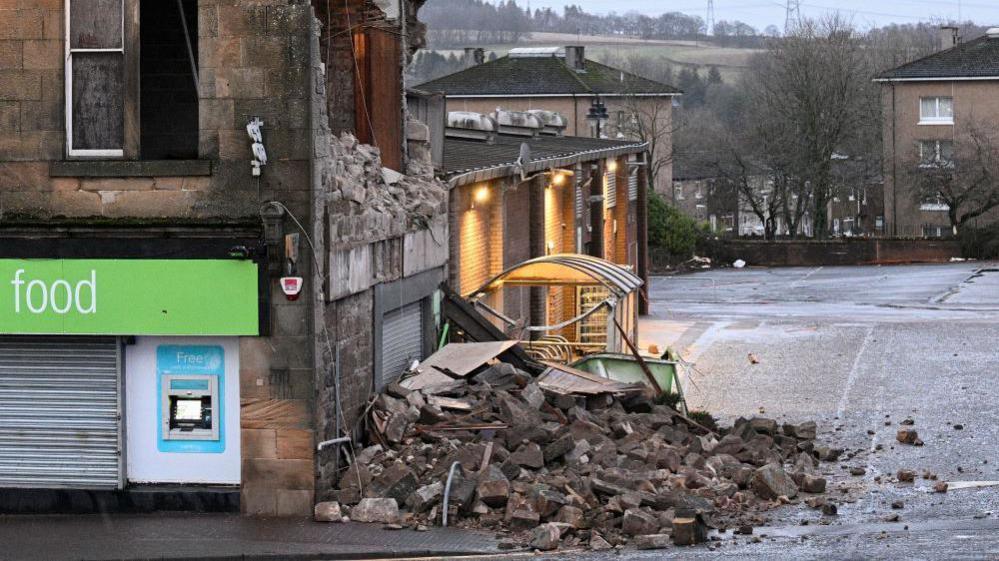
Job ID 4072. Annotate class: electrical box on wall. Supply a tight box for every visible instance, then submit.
[156,345,226,453]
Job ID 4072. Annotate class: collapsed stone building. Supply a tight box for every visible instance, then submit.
[0,0,445,516]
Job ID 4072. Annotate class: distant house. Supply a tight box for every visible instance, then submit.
[875,26,999,237]
[417,46,681,195]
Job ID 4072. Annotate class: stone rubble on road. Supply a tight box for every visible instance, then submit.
[321,356,841,552]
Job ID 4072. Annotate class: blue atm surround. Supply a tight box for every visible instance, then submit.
[157,345,226,453]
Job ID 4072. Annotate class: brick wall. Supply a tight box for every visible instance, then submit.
[679,238,962,269]
[503,180,531,323]
[0,0,313,221]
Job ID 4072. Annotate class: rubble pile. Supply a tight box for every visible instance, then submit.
[322,360,841,551]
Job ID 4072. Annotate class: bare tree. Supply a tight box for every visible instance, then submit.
[744,16,873,238]
[903,124,999,234]
[677,108,787,239]
[618,94,675,193]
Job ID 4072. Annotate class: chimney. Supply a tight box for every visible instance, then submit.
[939,26,959,51]
[463,47,485,66]
[564,46,586,71]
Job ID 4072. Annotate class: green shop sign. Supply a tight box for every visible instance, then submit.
[0,259,259,336]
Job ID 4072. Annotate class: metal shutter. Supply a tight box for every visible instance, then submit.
[0,337,121,489]
[628,170,639,201]
[380,302,424,390]
[604,172,617,208]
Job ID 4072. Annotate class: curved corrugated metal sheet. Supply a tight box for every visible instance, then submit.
[470,253,642,299]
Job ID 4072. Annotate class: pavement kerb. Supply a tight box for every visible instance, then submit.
[92,549,529,561]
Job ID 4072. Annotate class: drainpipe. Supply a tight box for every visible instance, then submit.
[637,153,650,315]
[589,162,604,259]
[528,175,545,335]
[891,84,898,237]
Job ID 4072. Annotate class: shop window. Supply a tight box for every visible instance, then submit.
[66,0,199,159]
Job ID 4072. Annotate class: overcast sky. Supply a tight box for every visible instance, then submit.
[534,0,999,32]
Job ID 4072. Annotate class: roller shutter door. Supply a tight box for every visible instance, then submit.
[0,337,122,489]
[379,302,424,390]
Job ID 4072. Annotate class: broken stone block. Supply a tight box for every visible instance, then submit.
[530,522,561,551]
[554,505,585,528]
[634,534,672,550]
[418,404,448,425]
[407,481,443,513]
[897,469,915,483]
[314,501,343,522]
[566,439,592,464]
[896,429,923,446]
[800,475,827,494]
[934,481,949,493]
[784,421,817,440]
[751,464,798,500]
[714,434,746,456]
[813,445,843,462]
[509,508,541,529]
[533,489,567,518]
[384,414,409,443]
[671,514,707,545]
[521,382,546,410]
[749,417,778,435]
[589,533,613,550]
[622,508,659,536]
[891,500,904,509]
[367,462,418,504]
[476,473,511,508]
[355,445,383,465]
[821,503,838,516]
[544,434,575,463]
[351,498,400,524]
[612,421,635,439]
[510,442,544,469]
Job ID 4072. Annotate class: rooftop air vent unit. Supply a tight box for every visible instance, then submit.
[446,111,498,142]
[526,110,568,136]
[493,109,544,137]
[988,27,999,39]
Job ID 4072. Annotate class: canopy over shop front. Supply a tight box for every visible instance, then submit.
[468,254,642,360]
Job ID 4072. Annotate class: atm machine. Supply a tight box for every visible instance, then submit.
[156,345,226,453]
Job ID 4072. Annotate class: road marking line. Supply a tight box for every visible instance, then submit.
[835,325,874,419]
[790,266,823,288]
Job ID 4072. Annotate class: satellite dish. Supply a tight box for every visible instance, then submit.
[516,142,532,181]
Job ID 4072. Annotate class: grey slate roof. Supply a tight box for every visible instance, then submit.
[417,56,680,96]
[443,134,644,180]
[877,35,999,80]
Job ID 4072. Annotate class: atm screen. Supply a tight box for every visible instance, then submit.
[174,399,203,421]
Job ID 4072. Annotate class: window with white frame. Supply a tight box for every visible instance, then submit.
[66,0,126,157]
[919,97,953,125]
[66,0,199,159]
[918,140,954,167]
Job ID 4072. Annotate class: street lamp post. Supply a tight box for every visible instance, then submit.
[586,96,609,139]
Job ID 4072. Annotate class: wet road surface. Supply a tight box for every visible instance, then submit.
[588,263,999,560]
